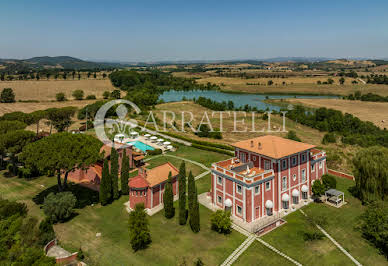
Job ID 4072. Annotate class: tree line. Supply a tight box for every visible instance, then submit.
[109,70,220,108]
[285,105,388,147]
[345,91,388,102]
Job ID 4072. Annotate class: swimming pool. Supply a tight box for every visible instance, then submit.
[128,141,155,152]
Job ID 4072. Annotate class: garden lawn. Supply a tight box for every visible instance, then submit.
[54,197,246,266]
[0,172,57,218]
[234,241,294,266]
[260,211,350,265]
[303,177,388,266]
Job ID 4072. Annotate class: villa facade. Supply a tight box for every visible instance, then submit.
[128,162,179,213]
[210,135,327,225]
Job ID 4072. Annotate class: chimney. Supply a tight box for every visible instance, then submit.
[250,140,254,148]
[258,142,262,150]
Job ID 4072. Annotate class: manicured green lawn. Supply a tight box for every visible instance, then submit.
[0,172,57,218]
[234,241,294,266]
[303,177,388,266]
[260,211,350,265]
[237,176,388,266]
[171,144,230,167]
[54,197,246,266]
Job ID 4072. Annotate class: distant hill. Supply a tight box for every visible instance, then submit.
[0,56,129,73]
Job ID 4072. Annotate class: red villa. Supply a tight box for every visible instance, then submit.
[128,162,179,214]
[210,135,326,230]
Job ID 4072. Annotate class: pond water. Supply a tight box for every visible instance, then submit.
[159,90,338,111]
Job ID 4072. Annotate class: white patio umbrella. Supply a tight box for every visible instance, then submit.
[163,141,171,146]
[157,138,164,143]
[150,136,157,142]
[144,134,151,138]
[167,145,173,150]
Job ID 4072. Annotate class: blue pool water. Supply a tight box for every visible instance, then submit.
[128,141,155,152]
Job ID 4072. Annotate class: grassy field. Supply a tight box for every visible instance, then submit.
[303,177,388,265]
[0,172,57,218]
[55,197,246,266]
[236,176,388,266]
[0,79,115,101]
[282,98,388,129]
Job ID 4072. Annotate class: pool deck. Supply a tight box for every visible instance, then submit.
[120,136,171,153]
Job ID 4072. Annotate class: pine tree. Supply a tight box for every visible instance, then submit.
[99,158,111,205]
[164,171,175,219]
[187,171,195,212]
[128,203,151,251]
[120,149,129,195]
[111,146,119,200]
[178,161,187,225]
[189,186,200,233]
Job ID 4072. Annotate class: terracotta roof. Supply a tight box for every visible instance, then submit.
[133,155,144,161]
[129,175,149,188]
[100,142,138,158]
[146,162,179,187]
[90,164,103,178]
[232,135,315,159]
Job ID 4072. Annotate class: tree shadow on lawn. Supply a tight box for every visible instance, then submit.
[33,182,99,209]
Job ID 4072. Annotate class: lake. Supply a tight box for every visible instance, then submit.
[159,90,338,111]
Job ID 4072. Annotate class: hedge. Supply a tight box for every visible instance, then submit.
[191,143,234,156]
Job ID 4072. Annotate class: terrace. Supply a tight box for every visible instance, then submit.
[212,158,274,185]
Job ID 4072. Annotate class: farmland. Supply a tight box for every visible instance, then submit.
[280,98,388,129]
[0,79,115,101]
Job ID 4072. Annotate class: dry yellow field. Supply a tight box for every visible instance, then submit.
[284,98,388,129]
[0,99,96,116]
[0,79,115,101]
[172,72,388,96]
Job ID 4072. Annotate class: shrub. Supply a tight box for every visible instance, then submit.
[43,192,77,223]
[286,130,301,142]
[312,180,325,197]
[86,94,96,100]
[360,201,388,257]
[0,88,16,103]
[18,167,32,179]
[322,133,336,144]
[110,89,121,99]
[38,218,56,246]
[321,174,337,190]
[147,149,162,155]
[55,92,66,102]
[303,231,325,241]
[210,210,232,234]
[72,90,84,100]
[103,90,110,99]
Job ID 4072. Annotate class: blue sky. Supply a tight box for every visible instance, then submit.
[1,0,388,61]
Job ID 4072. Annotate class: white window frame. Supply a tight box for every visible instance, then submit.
[293,174,296,181]
[241,153,246,163]
[217,195,222,204]
[236,184,242,194]
[253,156,256,161]
[292,196,298,205]
[311,163,315,172]
[282,176,287,191]
[319,161,323,169]
[237,205,242,215]
[301,153,306,163]
[302,191,308,200]
[302,169,306,183]
[217,176,222,185]
[282,201,289,209]
[264,161,270,170]
[292,156,297,166]
[265,181,271,191]
[282,159,287,170]
[255,185,260,195]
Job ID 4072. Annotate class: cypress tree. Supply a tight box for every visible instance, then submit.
[189,186,200,233]
[99,158,110,205]
[164,171,175,219]
[120,149,129,195]
[187,171,195,212]
[111,146,119,200]
[178,161,187,225]
[128,203,151,251]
